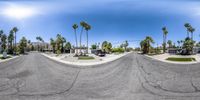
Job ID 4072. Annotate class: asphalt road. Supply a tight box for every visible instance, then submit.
[1,52,200,100]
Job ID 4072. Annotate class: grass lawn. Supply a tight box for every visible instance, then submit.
[0,56,12,60]
[166,57,196,62]
[78,56,95,60]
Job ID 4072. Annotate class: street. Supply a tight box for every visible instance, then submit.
[0,52,200,100]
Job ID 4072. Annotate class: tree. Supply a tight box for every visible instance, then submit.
[91,44,97,49]
[12,27,18,53]
[167,40,172,48]
[188,26,195,41]
[124,40,129,51]
[101,41,112,53]
[0,30,4,52]
[177,40,180,48]
[56,34,63,54]
[72,24,78,48]
[36,36,44,51]
[8,30,14,54]
[85,23,91,53]
[18,37,27,54]
[140,36,154,54]
[182,37,194,55]
[162,27,168,53]
[61,37,66,53]
[65,42,71,50]
[50,38,56,53]
[1,34,7,52]
[184,23,191,38]
[80,21,86,48]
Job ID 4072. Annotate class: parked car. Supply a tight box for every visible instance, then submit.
[95,50,106,57]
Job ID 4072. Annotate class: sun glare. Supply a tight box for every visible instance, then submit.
[2,5,37,20]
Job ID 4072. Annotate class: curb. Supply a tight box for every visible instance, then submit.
[41,52,131,67]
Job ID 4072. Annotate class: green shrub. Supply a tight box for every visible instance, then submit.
[112,48,125,53]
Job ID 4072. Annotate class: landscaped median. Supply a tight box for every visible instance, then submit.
[41,52,131,66]
[0,54,19,63]
[166,57,196,62]
[146,53,200,64]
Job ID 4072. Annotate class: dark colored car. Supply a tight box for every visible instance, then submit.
[95,50,106,57]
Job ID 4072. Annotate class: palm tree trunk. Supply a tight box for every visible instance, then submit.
[80,27,84,48]
[86,30,88,54]
[191,32,193,41]
[15,32,16,53]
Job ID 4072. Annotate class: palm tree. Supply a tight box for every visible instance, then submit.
[184,23,190,38]
[72,24,78,48]
[140,36,154,54]
[12,27,18,53]
[8,30,14,54]
[124,40,129,51]
[85,23,91,53]
[146,36,154,53]
[189,27,195,41]
[0,30,3,52]
[61,37,66,53]
[50,38,56,53]
[162,27,168,53]
[80,21,86,48]
[1,34,7,52]
[56,34,63,54]
[167,40,172,48]
[36,36,44,51]
[177,40,180,47]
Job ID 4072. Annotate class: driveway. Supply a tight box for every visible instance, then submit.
[0,52,200,100]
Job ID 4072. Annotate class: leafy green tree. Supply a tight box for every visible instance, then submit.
[1,34,7,52]
[18,37,27,54]
[91,44,97,49]
[177,40,180,47]
[101,41,112,53]
[182,37,194,55]
[65,42,71,50]
[162,27,168,53]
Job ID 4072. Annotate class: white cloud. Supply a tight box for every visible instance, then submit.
[0,3,39,20]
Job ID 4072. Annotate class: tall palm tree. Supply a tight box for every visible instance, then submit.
[72,24,78,48]
[80,21,86,48]
[177,40,180,47]
[162,27,168,53]
[61,37,66,53]
[167,40,172,48]
[50,38,56,53]
[85,24,91,53]
[36,36,44,51]
[184,23,190,38]
[0,30,3,52]
[12,27,18,53]
[8,30,14,54]
[189,27,195,41]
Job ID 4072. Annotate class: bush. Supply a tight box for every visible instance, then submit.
[112,48,125,53]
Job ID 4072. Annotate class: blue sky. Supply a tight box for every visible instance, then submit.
[0,0,200,47]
